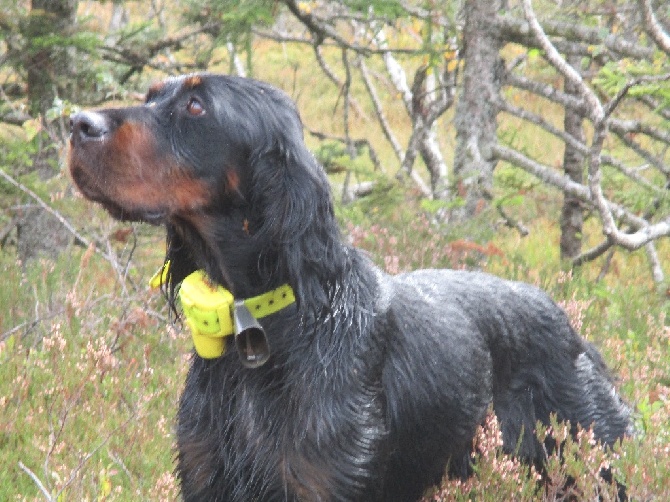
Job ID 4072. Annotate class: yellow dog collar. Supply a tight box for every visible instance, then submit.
[150,264,295,359]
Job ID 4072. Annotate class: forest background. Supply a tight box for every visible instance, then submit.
[0,0,669,500]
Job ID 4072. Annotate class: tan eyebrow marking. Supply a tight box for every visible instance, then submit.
[183,75,203,89]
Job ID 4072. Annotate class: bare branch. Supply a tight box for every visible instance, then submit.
[493,145,634,227]
[395,66,453,190]
[0,168,89,251]
[498,99,586,152]
[226,42,246,77]
[610,115,670,145]
[499,100,666,194]
[53,411,137,500]
[504,71,585,112]
[356,59,432,197]
[496,202,530,237]
[638,0,670,54]
[521,0,604,123]
[358,58,404,163]
[341,47,355,203]
[601,154,666,195]
[281,0,373,55]
[494,144,670,251]
[603,72,670,119]
[609,121,670,176]
[253,27,436,56]
[375,29,413,113]
[645,241,665,283]
[496,14,653,60]
[99,22,221,77]
[574,223,666,282]
[313,44,366,118]
[0,168,137,286]
[637,94,670,122]
[573,240,613,266]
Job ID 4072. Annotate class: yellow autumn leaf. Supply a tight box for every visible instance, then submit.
[297,1,312,14]
[22,117,42,141]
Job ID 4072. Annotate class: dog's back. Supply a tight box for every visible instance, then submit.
[377,268,631,500]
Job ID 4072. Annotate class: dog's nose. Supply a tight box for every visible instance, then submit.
[70,111,110,142]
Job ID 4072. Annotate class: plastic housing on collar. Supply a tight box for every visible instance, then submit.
[179,270,236,359]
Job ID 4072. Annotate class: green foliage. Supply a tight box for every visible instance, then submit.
[344,0,406,18]
[187,0,277,30]
[595,57,670,105]
[183,0,277,74]
[313,140,375,175]
[419,197,459,214]
[0,133,37,178]
[25,31,100,55]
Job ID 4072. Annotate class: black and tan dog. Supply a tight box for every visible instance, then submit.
[69,73,631,501]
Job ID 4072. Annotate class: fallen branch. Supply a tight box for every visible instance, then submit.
[0,168,90,250]
[0,168,136,285]
[18,462,52,501]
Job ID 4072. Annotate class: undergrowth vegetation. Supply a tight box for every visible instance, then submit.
[345,198,670,501]
[1,184,668,500]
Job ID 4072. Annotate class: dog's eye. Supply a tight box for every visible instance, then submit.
[186,97,205,116]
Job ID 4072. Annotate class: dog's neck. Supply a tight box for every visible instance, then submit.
[166,205,352,314]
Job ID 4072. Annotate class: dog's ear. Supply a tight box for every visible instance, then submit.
[163,224,199,313]
[250,126,346,312]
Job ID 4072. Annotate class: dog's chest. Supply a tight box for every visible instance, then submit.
[177,346,386,500]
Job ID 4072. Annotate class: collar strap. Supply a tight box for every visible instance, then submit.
[150,265,295,359]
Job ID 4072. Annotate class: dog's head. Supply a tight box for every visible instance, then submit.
[70,74,317,224]
[69,74,343,304]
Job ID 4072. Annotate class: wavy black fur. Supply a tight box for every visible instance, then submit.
[69,73,632,501]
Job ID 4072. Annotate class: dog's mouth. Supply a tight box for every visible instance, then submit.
[101,200,167,224]
[70,163,169,225]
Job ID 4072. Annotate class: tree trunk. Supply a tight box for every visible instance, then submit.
[19,0,78,263]
[26,0,78,118]
[560,54,585,260]
[453,0,505,219]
